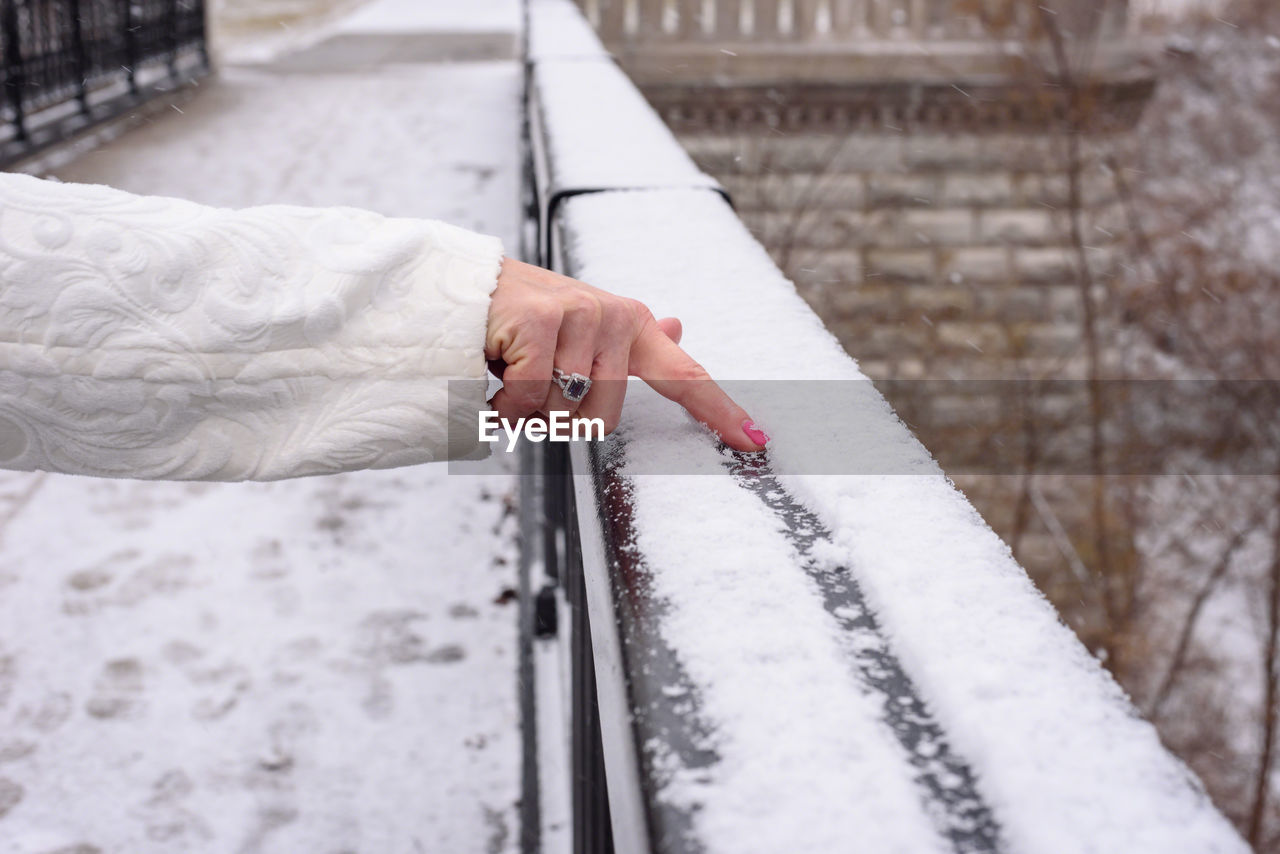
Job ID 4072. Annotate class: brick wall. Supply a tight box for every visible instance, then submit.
[680,129,1124,383]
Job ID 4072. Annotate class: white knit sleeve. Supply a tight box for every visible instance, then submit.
[0,172,502,480]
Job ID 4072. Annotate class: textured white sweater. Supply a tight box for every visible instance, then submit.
[0,172,504,480]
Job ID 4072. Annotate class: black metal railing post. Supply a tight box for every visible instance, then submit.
[2,0,27,141]
[166,0,178,81]
[193,0,208,71]
[120,0,137,94]
[68,0,90,116]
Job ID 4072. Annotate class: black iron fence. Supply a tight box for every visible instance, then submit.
[1,0,208,165]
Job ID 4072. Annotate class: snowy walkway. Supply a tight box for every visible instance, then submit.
[0,5,523,853]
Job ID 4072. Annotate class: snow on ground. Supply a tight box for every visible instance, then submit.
[52,63,520,236]
[0,469,519,854]
[212,0,521,68]
[335,0,521,35]
[206,0,372,65]
[0,6,523,853]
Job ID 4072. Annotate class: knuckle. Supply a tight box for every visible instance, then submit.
[563,292,603,325]
[600,305,630,337]
[628,298,656,325]
[603,297,652,336]
[528,299,563,332]
[671,358,712,383]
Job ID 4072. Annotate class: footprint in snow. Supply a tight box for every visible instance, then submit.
[84,658,145,720]
[186,662,251,722]
[0,776,23,820]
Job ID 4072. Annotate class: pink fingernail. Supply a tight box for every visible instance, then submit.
[742,419,770,448]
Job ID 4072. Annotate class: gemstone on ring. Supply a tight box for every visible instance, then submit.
[552,368,592,402]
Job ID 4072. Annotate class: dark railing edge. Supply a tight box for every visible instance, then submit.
[522,4,746,852]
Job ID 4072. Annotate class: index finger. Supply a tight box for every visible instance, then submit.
[628,323,768,452]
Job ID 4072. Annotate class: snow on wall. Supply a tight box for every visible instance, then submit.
[558,189,1248,854]
[622,462,950,854]
[533,60,719,196]
[528,0,609,62]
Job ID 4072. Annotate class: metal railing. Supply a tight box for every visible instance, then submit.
[1,0,208,165]
[518,2,1247,853]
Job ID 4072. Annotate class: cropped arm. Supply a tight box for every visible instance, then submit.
[0,172,503,480]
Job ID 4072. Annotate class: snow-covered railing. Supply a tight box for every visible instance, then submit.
[519,2,1249,852]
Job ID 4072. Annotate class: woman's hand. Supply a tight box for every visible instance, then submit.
[485,257,769,451]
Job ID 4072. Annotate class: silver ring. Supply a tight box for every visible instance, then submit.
[552,368,592,403]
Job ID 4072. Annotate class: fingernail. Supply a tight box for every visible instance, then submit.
[742,419,770,448]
